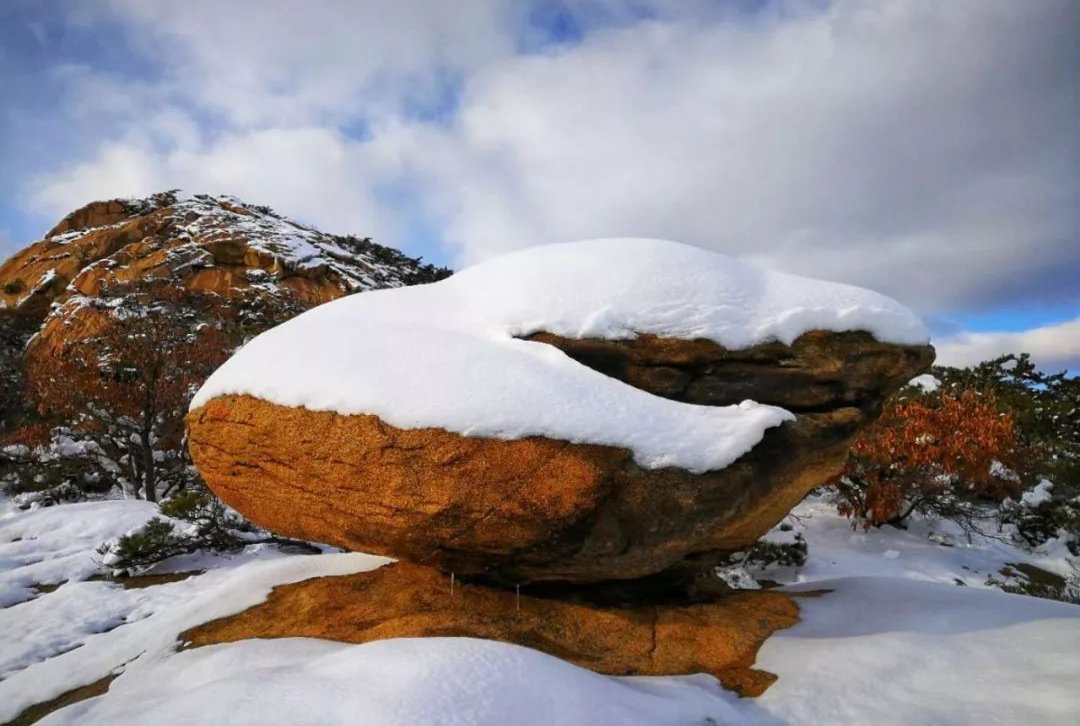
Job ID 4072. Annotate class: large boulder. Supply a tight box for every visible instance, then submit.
[182,561,803,697]
[188,332,929,586]
[187,238,933,587]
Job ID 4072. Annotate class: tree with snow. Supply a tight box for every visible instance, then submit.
[834,354,1079,570]
[25,281,304,502]
[0,310,31,431]
[27,283,227,501]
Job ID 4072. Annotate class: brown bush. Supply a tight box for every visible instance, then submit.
[834,390,1024,529]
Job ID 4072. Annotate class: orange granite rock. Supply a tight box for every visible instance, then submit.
[0,191,448,373]
[187,328,931,586]
[182,562,802,697]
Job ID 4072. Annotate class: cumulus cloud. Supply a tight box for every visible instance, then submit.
[935,317,1080,373]
[21,0,1080,327]
[23,0,524,249]
[400,0,1079,316]
[30,127,405,242]
[77,0,520,128]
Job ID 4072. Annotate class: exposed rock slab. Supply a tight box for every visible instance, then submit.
[188,329,930,586]
[181,562,801,697]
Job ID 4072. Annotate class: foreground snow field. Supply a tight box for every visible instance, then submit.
[35,582,1080,726]
[2,495,1078,725]
[0,499,157,609]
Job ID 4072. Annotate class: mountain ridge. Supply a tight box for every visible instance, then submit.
[0,190,451,458]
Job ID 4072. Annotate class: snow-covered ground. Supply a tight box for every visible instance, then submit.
[0,496,391,722]
[0,499,157,609]
[1,494,1078,725]
[738,495,1079,590]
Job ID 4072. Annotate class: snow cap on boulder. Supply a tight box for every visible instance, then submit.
[191,238,927,473]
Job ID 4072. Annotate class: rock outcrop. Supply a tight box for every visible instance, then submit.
[181,239,933,587]
[182,561,803,697]
[188,239,934,589]
[188,331,931,587]
[184,238,933,693]
[0,191,450,367]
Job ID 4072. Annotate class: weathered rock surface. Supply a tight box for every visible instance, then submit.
[182,562,802,697]
[187,331,933,586]
[0,191,449,366]
[526,329,931,414]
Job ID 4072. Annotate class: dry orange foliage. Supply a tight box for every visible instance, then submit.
[836,390,1023,527]
[1,421,51,448]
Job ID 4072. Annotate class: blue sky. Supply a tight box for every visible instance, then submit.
[1,0,1077,369]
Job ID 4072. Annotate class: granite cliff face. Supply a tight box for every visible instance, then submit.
[0,190,449,367]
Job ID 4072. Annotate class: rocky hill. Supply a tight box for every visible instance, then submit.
[0,190,450,368]
[0,191,450,501]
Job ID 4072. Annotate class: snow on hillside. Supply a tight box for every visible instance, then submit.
[3,190,444,312]
[2,493,1077,725]
[159,193,438,292]
[0,495,390,722]
[735,494,1079,589]
[755,577,1079,725]
[35,583,1080,726]
[40,638,746,726]
[191,238,928,472]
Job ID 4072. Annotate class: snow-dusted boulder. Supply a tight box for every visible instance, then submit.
[187,239,933,587]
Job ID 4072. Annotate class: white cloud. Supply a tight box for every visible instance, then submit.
[23,0,1080,324]
[398,0,1078,315]
[81,0,520,128]
[934,317,1080,373]
[24,0,524,250]
[30,128,404,242]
